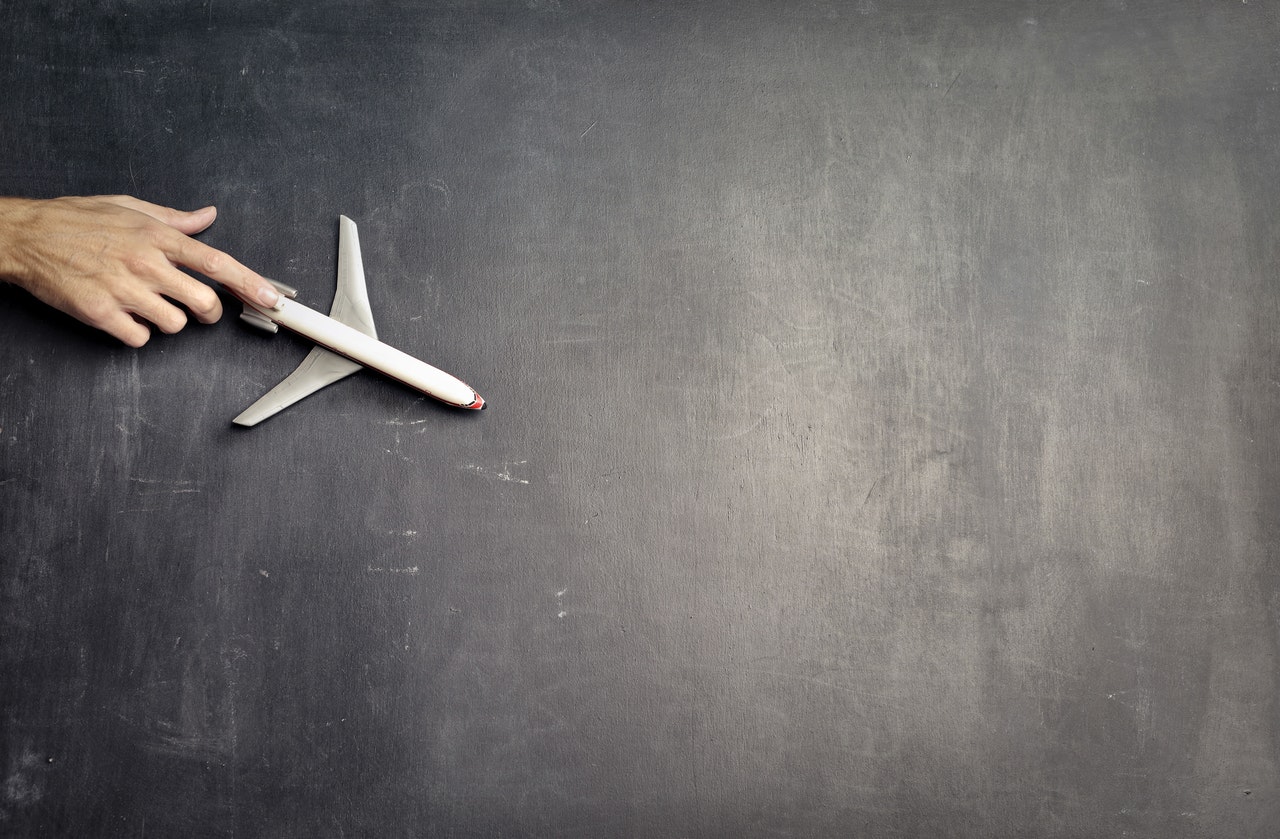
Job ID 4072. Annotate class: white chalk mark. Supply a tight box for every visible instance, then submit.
[427,178,452,206]
[463,461,530,484]
[547,335,603,344]
[944,70,961,97]
[128,477,203,495]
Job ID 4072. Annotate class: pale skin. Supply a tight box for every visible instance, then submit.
[0,194,281,347]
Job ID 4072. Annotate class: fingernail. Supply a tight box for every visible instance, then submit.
[257,287,281,309]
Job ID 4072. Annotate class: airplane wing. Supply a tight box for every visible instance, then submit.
[232,216,378,427]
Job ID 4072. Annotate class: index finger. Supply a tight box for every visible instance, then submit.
[165,232,281,309]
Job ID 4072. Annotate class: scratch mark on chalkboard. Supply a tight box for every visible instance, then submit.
[580,120,597,139]
[1007,656,1080,682]
[129,477,202,495]
[427,178,452,208]
[463,461,530,484]
[143,729,232,762]
[383,447,415,464]
[944,70,962,98]
[556,588,568,619]
[653,657,888,701]
[714,415,764,440]
[547,335,602,344]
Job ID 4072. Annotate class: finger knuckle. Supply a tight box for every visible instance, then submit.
[201,249,225,274]
[191,286,220,316]
[79,298,118,328]
[122,253,153,276]
[159,309,189,334]
[144,225,174,248]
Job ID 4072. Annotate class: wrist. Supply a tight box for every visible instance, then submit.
[0,197,43,288]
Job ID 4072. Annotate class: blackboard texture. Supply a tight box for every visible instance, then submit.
[3,1,1279,836]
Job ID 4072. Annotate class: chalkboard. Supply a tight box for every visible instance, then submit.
[3,1,1279,836]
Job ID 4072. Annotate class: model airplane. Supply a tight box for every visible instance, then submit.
[231,216,485,426]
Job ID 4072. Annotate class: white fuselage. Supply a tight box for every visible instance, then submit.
[246,296,485,410]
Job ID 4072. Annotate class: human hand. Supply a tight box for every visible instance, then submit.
[0,194,281,347]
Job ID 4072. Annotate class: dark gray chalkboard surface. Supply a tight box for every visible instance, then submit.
[3,1,1279,836]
